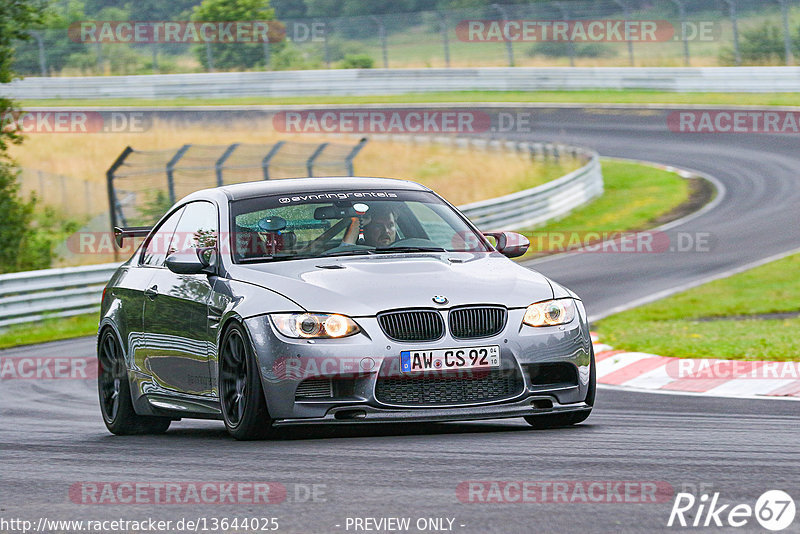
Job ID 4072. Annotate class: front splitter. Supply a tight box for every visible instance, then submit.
[273,397,591,426]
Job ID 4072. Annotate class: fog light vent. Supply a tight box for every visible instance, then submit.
[295,378,333,399]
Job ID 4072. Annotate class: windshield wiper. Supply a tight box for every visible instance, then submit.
[238,254,315,264]
[322,249,375,257]
[373,246,446,254]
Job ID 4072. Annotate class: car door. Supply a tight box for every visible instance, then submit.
[142,201,219,397]
[132,206,184,377]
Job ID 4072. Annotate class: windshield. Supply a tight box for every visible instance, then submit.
[229,189,491,263]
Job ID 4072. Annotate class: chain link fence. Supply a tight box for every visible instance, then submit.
[12,0,800,77]
[19,168,108,219]
[107,138,368,229]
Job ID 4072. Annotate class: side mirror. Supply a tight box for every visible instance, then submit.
[165,247,217,275]
[484,231,530,258]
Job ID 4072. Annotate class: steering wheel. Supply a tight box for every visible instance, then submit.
[298,218,352,255]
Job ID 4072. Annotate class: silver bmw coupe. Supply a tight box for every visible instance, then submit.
[99,177,595,440]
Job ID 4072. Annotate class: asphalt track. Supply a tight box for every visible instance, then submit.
[2,106,800,533]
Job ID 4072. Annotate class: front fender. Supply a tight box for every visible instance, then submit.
[209,278,304,396]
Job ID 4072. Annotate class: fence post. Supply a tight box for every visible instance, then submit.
[262,141,285,180]
[612,0,634,66]
[84,180,91,216]
[669,0,690,66]
[777,0,794,65]
[95,42,103,74]
[439,13,451,68]
[106,146,134,236]
[345,138,369,176]
[370,16,389,68]
[555,2,575,67]
[152,44,159,73]
[215,143,239,186]
[307,143,329,177]
[205,42,215,72]
[491,4,514,67]
[29,30,47,76]
[721,0,741,66]
[322,21,331,69]
[166,144,191,204]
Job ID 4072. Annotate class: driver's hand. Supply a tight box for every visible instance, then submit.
[342,217,361,244]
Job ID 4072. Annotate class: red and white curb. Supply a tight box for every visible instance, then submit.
[590,333,800,400]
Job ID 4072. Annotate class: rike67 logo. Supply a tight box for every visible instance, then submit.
[668,490,796,531]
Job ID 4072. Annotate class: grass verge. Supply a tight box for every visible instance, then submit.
[0,313,99,350]
[596,253,800,362]
[19,90,800,108]
[516,159,693,260]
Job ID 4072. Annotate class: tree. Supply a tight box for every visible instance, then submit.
[1,1,66,273]
[1,0,43,166]
[271,0,308,19]
[12,0,88,76]
[127,0,200,21]
[191,0,286,70]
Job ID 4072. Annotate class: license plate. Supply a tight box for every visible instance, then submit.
[400,346,500,373]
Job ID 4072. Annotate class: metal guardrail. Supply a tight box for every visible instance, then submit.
[0,263,120,328]
[460,147,602,231]
[0,139,601,328]
[376,134,602,231]
[3,67,800,99]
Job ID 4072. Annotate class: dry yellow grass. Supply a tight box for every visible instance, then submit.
[10,118,578,207]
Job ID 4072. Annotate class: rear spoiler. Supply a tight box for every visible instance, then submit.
[114,226,152,248]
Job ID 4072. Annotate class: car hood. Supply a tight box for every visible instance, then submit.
[226,252,554,316]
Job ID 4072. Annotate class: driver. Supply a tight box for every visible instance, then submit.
[343,204,397,247]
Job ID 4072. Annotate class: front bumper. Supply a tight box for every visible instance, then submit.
[244,303,593,422]
[273,397,591,426]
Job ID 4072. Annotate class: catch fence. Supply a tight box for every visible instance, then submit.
[107,138,368,229]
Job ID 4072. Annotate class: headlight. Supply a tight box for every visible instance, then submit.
[523,299,576,327]
[270,313,361,339]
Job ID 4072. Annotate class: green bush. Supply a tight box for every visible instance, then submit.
[271,42,322,70]
[528,41,615,59]
[719,22,797,65]
[339,53,375,69]
[323,39,369,63]
[0,167,80,273]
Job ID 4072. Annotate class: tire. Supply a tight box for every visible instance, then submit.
[524,346,596,429]
[98,329,171,435]
[219,323,277,440]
